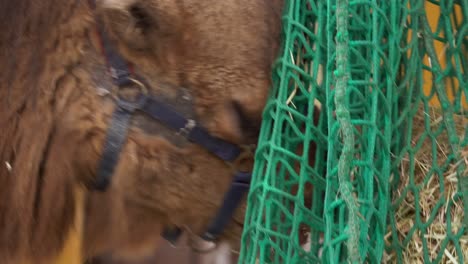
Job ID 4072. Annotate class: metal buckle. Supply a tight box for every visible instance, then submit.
[177,119,196,137]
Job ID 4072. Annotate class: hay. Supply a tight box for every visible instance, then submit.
[383,104,468,263]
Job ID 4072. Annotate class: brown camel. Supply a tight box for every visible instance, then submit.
[0,0,286,263]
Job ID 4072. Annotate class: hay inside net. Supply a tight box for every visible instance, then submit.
[384,104,468,263]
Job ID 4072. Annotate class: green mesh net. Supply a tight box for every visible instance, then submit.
[239,0,467,263]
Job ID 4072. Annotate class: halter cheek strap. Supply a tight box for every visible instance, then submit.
[90,3,253,244]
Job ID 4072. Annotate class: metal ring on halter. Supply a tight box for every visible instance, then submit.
[115,77,149,112]
[127,77,149,94]
[189,235,218,253]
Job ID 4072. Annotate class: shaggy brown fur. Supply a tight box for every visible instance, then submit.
[0,0,284,263]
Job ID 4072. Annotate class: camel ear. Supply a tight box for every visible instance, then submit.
[98,0,155,50]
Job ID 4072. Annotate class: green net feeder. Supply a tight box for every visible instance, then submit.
[239,0,467,263]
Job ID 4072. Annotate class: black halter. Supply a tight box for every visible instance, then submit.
[89,3,252,244]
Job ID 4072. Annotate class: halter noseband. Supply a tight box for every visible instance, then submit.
[88,2,252,244]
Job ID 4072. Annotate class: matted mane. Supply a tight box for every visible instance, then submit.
[0,0,89,262]
[0,0,80,97]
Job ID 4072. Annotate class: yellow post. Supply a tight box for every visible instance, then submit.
[423,1,467,110]
[51,185,85,264]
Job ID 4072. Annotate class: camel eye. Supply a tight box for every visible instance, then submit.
[129,4,155,33]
